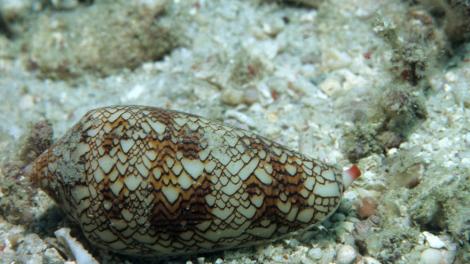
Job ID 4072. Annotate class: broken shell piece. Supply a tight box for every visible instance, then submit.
[55,227,99,264]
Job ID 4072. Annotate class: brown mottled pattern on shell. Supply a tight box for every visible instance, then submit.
[29,105,344,257]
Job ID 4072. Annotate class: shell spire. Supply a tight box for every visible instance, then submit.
[26,105,361,257]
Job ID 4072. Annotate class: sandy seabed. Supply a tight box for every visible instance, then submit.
[0,0,469,263]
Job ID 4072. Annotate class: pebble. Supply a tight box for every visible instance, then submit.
[357,196,378,219]
[336,245,357,264]
[19,94,35,110]
[221,89,244,106]
[420,248,445,264]
[242,88,259,105]
[321,247,335,263]
[319,77,342,96]
[307,247,322,260]
[423,232,446,249]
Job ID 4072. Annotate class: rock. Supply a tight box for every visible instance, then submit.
[336,245,357,264]
[420,248,445,264]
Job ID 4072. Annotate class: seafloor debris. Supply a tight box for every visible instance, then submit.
[55,227,99,264]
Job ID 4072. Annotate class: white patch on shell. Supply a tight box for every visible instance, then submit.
[286,206,299,222]
[212,207,234,220]
[108,109,124,122]
[205,194,216,207]
[93,169,105,183]
[221,180,242,196]
[276,200,292,214]
[174,117,187,127]
[148,120,166,134]
[198,148,211,160]
[322,169,336,181]
[124,174,141,192]
[314,182,340,197]
[135,163,149,178]
[211,149,231,165]
[98,155,116,174]
[120,139,135,154]
[172,162,183,175]
[254,167,272,185]
[297,208,314,223]
[239,157,259,180]
[250,194,264,208]
[227,159,244,175]
[304,177,315,190]
[178,172,193,190]
[304,161,313,169]
[237,205,256,219]
[285,164,297,176]
[162,186,179,204]
[152,167,162,180]
[204,160,216,173]
[181,158,204,179]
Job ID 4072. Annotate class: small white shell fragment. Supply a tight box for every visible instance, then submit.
[336,244,357,264]
[224,109,256,127]
[423,231,446,249]
[54,227,99,264]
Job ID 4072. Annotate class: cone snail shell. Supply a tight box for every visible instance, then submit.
[26,105,360,257]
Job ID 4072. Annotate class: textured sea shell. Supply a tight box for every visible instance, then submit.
[26,105,359,257]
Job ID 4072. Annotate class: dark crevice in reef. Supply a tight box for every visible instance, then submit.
[0,14,13,39]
